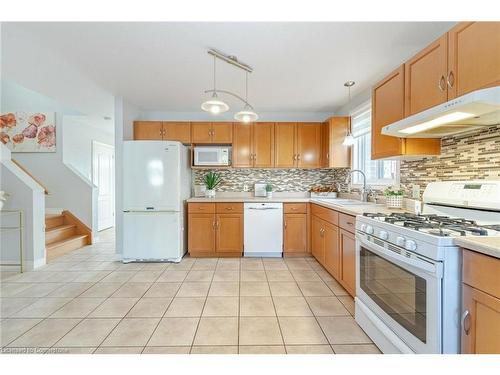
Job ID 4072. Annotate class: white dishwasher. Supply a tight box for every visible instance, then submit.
[244,202,283,257]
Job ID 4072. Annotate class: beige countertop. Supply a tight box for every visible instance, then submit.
[454,237,500,259]
[186,195,409,217]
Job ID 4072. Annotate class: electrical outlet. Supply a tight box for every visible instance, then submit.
[412,184,420,199]
[243,183,249,192]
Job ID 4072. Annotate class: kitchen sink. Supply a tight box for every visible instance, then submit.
[313,198,373,206]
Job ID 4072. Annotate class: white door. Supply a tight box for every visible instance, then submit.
[92,141,115,231]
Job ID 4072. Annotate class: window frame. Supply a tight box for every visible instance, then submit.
[349,101,400,189]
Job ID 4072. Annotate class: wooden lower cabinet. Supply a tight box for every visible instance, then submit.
[188,203,243,256]
[324,221,340,280]
[215,214,243,253]
[462,284,500,354]
[187,213,215,253]
[461,249,500,353]
[310,204,356,297]
[311,215,325,264]
[339,229,356,297]
[284,213,308,255]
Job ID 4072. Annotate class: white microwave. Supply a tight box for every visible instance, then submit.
[193,146,231,166]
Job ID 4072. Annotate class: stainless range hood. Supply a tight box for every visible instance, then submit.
[382,86,500,138]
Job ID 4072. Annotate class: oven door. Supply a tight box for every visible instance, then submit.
[355,233,443,353]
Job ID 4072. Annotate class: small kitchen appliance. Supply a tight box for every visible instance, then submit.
[355,180,500,354]
[193,146,231,166]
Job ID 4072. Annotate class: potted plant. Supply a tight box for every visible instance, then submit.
[265,183,273,198]
[203,171,221,198]
[0,191,9,210]
[384,186,404,209]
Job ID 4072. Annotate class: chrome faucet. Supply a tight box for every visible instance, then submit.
[345,169,369,202]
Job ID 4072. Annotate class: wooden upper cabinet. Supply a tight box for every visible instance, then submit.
[232,122,253,167]
[322,117,351,168]
[253,122,275,168]
[191,122,233,144]
[211,122,233,143]
[372,66,440,160]
[371,66,406,159]
[405,34,448,116]
[275,122,297,168]
[448,22,500,99]
[162,122,191,144]
[191,122,213,143]
[133,121,163,140]
[296,122,322,168]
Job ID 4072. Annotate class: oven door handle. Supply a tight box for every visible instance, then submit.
[356,233,443,277]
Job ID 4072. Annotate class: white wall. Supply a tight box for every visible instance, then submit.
[63,115,114,181]
[1,24,114,120]
[1,144,46,270]
[1,80,99,239]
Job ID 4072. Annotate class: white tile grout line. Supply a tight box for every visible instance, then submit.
[1,253,364,353]
[264,258,286,353]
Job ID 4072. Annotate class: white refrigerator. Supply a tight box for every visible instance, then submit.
[122,141,191,262]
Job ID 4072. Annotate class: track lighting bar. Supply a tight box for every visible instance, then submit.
[207,49,253,73]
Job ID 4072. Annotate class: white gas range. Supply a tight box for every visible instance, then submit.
[354,181,500,354]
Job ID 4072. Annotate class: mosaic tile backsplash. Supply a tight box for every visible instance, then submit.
[193,125,500,196]
[193,168,350,192]
[400,125,500,195]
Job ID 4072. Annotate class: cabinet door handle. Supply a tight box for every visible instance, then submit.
[293,154,297,161]
[438,75,446,92]
[447,71,455,89]
[297,154,301,160]
[226,207,233,210]
[212,221,216,228]
[346,221,353,226]
[461,310,470,335]
[284,221,287,229]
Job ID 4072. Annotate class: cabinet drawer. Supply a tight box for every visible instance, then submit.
[284,203,307,214]
[463,249,500,298]
[311,204,338,225]
[216,203,243,213]
[188,203,215,214]
[338,213,356,233]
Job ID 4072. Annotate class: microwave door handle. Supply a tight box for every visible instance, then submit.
[356,234,442,277]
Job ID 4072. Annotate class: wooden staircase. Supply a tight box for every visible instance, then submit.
[45,211,91,261]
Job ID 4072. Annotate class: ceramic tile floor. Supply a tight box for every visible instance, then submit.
[0,229,380,354]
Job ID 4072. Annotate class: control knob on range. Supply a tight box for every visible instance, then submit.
[365,225,374,234]
[405,239,417,251]
[360,224,367,232]
[378,230,389,240]
[396,236,406,247]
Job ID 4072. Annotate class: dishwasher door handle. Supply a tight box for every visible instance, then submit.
[247,207,281,210]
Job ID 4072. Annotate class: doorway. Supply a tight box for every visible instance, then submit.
[92,141,115,231]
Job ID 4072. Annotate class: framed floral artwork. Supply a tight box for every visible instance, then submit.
[0,112,56,152]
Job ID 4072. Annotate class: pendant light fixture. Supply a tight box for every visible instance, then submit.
[342,80,355,146]
[201,49,258,122]
[234,71,259,123]
[201,54,229,114]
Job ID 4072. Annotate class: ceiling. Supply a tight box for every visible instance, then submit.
[3,22,455,114]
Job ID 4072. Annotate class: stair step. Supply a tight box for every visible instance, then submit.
[45,224,77,245]
[46,234,89,262]
[45,214,65,230]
